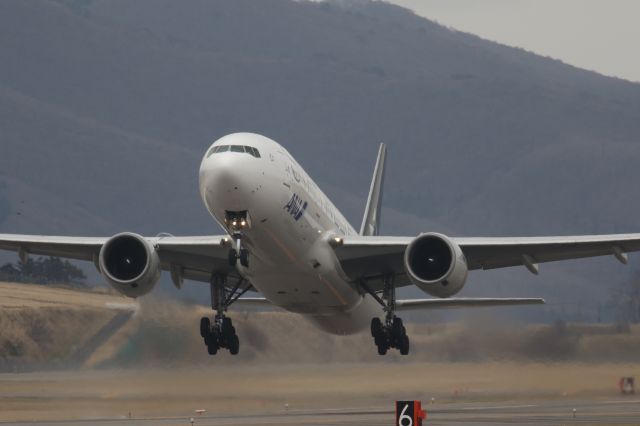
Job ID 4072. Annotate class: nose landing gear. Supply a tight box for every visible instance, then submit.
[228,236,249,267]
[225,211,250,267]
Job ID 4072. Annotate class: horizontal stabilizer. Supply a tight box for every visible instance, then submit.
[395,297,544,311]
[232,297,271,307]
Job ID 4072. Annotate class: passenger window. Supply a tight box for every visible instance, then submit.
[230,145,245,153]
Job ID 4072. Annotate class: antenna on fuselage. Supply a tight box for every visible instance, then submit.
[359,143,386,236]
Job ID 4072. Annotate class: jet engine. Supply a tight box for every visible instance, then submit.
[404,233,468,298]
[98,232,161,298]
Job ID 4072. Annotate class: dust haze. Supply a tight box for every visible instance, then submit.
[2,282,639,369]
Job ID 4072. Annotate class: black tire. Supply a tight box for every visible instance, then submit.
[200,317,211,338]
[221,317,234,338]
[377,343,388,355]
[392,317,404,333]
[204,330,213,346]
[371,317,383,338]
[228,249,238,266]
[400,335,410,356]
[239,249,249,267]
[229,335,240,355]
[207,341,218,355]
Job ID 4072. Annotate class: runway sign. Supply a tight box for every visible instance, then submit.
[395,400,426,425]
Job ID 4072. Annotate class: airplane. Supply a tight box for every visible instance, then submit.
[1,132,639,356]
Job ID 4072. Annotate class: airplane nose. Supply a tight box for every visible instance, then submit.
[202,154,237,188]
[199,153,254,212]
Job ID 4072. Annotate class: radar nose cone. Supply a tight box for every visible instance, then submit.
[199,150,255,212]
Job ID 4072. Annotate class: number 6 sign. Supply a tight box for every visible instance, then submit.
[395,400,426,426]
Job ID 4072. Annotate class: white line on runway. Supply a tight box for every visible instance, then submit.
[460,404,538,410]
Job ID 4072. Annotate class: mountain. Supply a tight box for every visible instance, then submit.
[1,0,639,318]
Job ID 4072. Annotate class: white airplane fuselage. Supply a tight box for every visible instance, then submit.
[199,133,379,334]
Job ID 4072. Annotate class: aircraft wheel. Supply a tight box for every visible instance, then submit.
[391,317,405,346]
[229,334,240,355]
[228,249,238,266]
[221,317,233,334]
[371,317,383,338]
[399,335,410,356]
[239,249,249,267]
[207,340,219,355]
[200,317,211,338]
[377,343,388,355]
[391,317,404,335]
[204,329,213,346]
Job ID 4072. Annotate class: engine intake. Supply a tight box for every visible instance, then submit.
[99,233,160,298]
[404,233,468,298]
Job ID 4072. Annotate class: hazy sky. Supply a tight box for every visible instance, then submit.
[387,0,640,83]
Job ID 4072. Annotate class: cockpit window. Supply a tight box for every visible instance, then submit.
[207,145,260,158]
[245,146,261,158]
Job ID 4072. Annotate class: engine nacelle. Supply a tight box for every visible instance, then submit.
[404,233,468,298]
[98,232,161,298]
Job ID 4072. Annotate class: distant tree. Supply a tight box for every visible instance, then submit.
[0,262,20,282]
[0,256,87,287]
[609,269,640,324]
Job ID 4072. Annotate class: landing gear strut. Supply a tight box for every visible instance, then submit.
[361,275,410,355]
[225,211,250,268]
[228,233,249,267]
[200,273,249,356]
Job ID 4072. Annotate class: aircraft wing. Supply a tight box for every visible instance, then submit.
[0,233,239,285]
[335,233,640,289]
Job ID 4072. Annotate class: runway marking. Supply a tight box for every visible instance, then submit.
[460,404,538,410]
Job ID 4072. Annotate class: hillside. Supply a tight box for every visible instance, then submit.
[2,282,640,370]
[1,0,640,310]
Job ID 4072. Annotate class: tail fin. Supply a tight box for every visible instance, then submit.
[360,143,386,236]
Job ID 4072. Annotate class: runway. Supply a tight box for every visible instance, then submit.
[3,398,640,425]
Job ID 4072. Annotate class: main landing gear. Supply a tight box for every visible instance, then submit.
[200,273,249,356]
[361,275,410,356]
[225,211,250,267]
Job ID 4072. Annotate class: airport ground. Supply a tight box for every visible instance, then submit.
[2,363,640,425]
[2,282,640,424]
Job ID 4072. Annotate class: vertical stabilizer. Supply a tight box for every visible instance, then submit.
[360,143,386,236]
